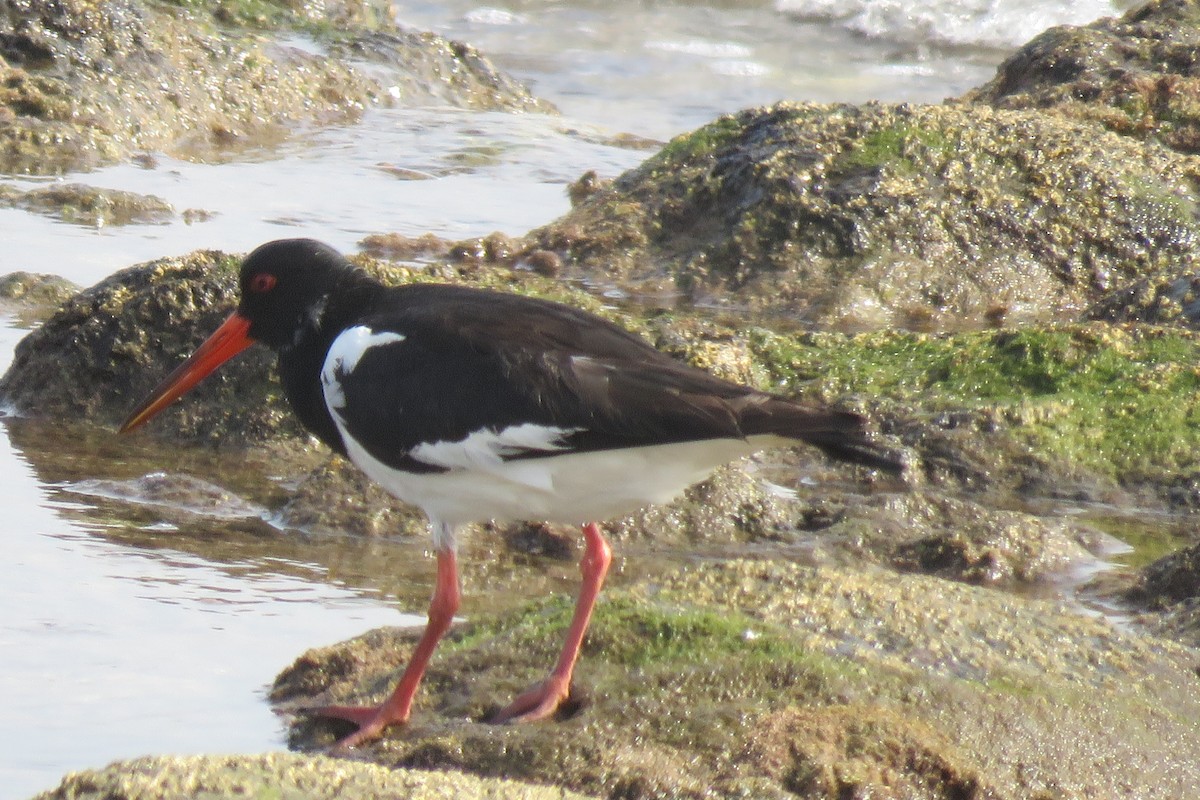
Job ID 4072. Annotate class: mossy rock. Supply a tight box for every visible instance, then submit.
[815,491,1100,584]
[0,0,551,174]
[522,101,1200,326]
[273,559,1200,799]
[747,322,1200,501]
[1,183,175,226]
[0,249,293,445]
[32,752,599,800]
[967,0,1200,155]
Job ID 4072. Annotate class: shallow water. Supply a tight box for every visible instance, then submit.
[0,1,1130,796]
[0,315,414,795]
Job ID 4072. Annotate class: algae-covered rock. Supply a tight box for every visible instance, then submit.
[522,101,1200,327]
[966,0,1200,155]
[0,271,79,315]
[1122,538,1200,648]
[0,249,294,445]
[749,323,1200,503]
[818,492,1099,584]
[2,183,174,226]
[0,0,551,174]
[273,559,1200,799]
[1126,538,1200,609]
[32,751,599,799]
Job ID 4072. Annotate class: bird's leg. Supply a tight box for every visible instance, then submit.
[492,521,612,723]
[314,546,461,749]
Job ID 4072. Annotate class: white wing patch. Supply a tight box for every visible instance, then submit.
[410,423,582,472]
[321,325,406,411]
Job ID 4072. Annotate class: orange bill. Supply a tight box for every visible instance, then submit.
[119,313,254,433]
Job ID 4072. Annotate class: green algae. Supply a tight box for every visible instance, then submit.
[648,113,744,169]
[449,594,843,678]
[835,122,954,175]
[749,324,1200,487]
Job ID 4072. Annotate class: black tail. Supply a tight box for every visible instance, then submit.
[804,424,906,474]
[736,398,904,474]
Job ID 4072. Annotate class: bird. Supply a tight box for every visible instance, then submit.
[120,238,902,749]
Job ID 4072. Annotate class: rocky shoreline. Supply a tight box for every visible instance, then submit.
[9,0,1200,797]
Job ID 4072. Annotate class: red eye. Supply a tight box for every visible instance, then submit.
[249,273,277,293]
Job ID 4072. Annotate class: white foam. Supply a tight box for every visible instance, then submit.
[645,39,754,59]
[774,0,1120,50]
[464,7,524,26]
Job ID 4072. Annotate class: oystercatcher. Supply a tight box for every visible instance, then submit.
[120,238,901,748]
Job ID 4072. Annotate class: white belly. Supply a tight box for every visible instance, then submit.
[339,432,786,527]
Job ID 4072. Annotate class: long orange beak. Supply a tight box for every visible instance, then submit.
[118,313,254,433]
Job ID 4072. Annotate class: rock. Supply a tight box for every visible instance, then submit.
[1123,539,1200,649]
[31,752,599,799]
[4,183,174,226]
[358,232,453,261]
[818,492,1099,585]
[1089,273,1200,329]
[0,249,296,445]
[66,471,268,521]
[737,706,988,799]
[0,271,78,314]
[0,0,552,174]
[273,559,1200,799]
[278,456,427,537]
[520,101,1200,326]
[966,0,1200,155]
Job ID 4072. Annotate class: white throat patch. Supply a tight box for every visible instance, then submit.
[321,325,406,410]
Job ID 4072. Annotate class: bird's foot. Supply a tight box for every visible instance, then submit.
[309,703,406,751]
[489,675,575,724]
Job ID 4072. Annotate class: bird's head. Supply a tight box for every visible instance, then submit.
[118,238,352,434]
[236,238,350,350]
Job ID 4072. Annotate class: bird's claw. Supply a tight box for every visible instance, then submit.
[307,703,403,751]
[489,676,575,724]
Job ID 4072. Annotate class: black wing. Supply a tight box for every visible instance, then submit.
[326,284,900,473]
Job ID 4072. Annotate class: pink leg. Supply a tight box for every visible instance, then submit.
[315,547,461,749]
[491,522,613,723]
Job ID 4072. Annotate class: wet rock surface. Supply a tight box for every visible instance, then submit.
[813,491,1101,585]
[0,270,78,322]
[0,0,551,175]
[32,752,598,800]
[966,0,1200,155]
[0,249,293,445]
[520,100,1200,327]
[270,560,1200,799]
[0,183,174,226]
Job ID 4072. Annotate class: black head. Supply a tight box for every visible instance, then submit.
[237,238,355,349]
